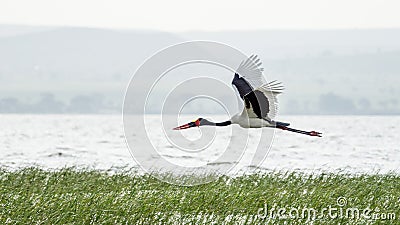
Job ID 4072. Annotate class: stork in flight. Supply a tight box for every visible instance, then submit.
[173,55,322,137]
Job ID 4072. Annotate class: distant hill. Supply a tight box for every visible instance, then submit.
[0,24,54,38]
[0,26,184,81]
[0,25,399,114]
[0,25,184,113]
[181,29,400,58]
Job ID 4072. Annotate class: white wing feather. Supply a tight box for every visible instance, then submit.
[236,54,266,90]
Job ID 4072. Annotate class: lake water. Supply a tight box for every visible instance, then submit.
[1,114,399,174]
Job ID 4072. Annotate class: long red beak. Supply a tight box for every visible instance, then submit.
[173,121,197,130]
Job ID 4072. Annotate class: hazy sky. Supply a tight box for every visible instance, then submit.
[1,0,400,31]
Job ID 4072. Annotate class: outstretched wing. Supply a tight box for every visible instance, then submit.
[233,54,266,97]
[232,55,284,119]
[249,80,284,119]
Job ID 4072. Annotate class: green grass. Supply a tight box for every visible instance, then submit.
[0,168,399,224]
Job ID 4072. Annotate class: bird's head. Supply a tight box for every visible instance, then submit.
[173,118,214,130]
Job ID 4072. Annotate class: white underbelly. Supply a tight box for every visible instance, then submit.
[237,117,274,128]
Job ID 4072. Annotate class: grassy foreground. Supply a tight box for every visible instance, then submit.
[0,168,399,224]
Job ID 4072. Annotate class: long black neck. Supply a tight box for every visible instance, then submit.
[215,121,232,126]
[200,119,232,127]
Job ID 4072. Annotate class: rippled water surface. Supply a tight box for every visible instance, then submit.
[1,114,399,174]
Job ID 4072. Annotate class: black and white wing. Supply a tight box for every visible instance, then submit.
[232,55,284,119]
[234,54,265,96]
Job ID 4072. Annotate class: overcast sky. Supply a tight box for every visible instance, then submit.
[1,0,400,31]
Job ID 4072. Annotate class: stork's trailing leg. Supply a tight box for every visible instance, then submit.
[276,125,322,137]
